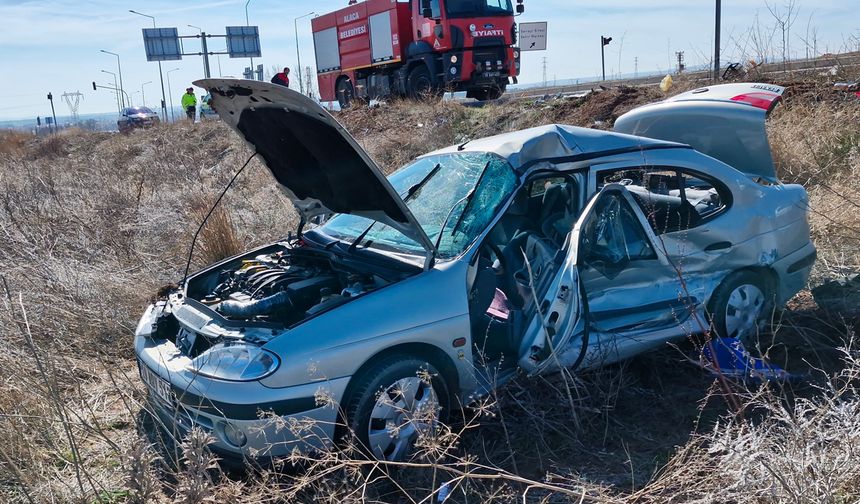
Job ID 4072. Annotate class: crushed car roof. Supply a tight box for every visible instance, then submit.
[426,124,683,172]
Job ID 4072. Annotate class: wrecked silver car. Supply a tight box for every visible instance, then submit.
[134,80,815,463]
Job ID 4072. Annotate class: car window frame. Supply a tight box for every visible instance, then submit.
[593,164,734,235]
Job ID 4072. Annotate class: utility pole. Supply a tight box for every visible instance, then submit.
[188,25,212,79]
[245,0,255,72]
[714,0,722,80]
[295,12,316,94]
[61,91,83,124]
[601,36,612,81]
[201,33,212,79]
[675,51,685,73]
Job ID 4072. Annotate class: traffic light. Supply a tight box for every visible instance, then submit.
[93,81,97,91]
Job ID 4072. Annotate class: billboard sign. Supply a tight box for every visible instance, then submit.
[226,26,262,58]
[518,22,548,51]
[142,27,182,61]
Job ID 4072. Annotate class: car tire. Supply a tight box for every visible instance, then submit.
[342,355,450,462]
[707,270,774,348]
[407,65,435,100]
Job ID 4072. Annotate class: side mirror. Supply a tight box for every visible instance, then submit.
[516,4,525,13]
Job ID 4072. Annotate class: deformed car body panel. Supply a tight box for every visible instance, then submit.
[614,83,785,182]
[195,78,437,258]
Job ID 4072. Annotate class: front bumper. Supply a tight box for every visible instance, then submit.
[136,333,349,461]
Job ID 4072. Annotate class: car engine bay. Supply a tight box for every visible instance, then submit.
[190,245,390,326]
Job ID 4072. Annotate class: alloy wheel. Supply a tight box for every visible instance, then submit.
[367,376,440,461]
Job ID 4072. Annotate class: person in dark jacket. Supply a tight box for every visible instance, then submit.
[271,67,290,88]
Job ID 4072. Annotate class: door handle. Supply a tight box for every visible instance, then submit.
[704,241,732,252]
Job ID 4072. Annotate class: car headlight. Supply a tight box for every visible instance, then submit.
[450,54,458,64]
[135,303,163,339]
[187,342,280,381]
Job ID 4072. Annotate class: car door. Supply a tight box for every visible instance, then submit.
[518,184,692,375]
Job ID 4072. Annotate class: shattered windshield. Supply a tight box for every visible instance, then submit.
[446,0,514,17]
[313,152,517,259]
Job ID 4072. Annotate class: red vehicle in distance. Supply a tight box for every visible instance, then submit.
[312,0,523,107]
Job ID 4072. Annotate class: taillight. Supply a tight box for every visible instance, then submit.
[730,92,782,113]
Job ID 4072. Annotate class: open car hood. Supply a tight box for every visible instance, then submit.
[195,78,436,259]
[614,83,784,182]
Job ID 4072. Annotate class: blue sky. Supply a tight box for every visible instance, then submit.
[0,0,857,121]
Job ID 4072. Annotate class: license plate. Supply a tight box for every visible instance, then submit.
[139,362,175,406]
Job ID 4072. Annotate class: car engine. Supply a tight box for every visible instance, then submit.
[198,249,376,324]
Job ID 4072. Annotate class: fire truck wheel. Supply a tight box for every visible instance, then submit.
[407,65,434,99]
[336,78,355,109]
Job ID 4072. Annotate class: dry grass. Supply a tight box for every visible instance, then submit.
[0,75,857,503]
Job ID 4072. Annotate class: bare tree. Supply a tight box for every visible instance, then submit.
[799,10,819,61]
[747,11,778,65]
[616,30,627,80]
[766,0,800,70]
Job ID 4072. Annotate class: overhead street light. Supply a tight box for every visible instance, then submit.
[129,10,169,122]
[295,11,316,95]
[166,67,180,122]
[100,49,126,108]
[100,69,120,113]
[601,35,613,81]
[141,81,153,107]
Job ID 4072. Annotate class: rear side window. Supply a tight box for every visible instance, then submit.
[598,167,729,235]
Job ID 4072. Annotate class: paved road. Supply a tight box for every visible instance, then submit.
[497,51,860,102]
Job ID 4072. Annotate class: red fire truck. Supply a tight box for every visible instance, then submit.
[311,0,524,107]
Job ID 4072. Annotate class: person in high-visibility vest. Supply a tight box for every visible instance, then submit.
[182,87,197,120]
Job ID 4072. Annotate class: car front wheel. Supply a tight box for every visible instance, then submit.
[342,356,449,462]
[708,270,773,348]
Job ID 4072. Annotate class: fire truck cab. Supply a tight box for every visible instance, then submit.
[312,0,523,107]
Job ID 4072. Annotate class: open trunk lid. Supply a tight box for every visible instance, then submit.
[614,83,785,182]
[195,78,437,260]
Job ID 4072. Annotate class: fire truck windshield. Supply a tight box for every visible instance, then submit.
[445,0,514,18]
